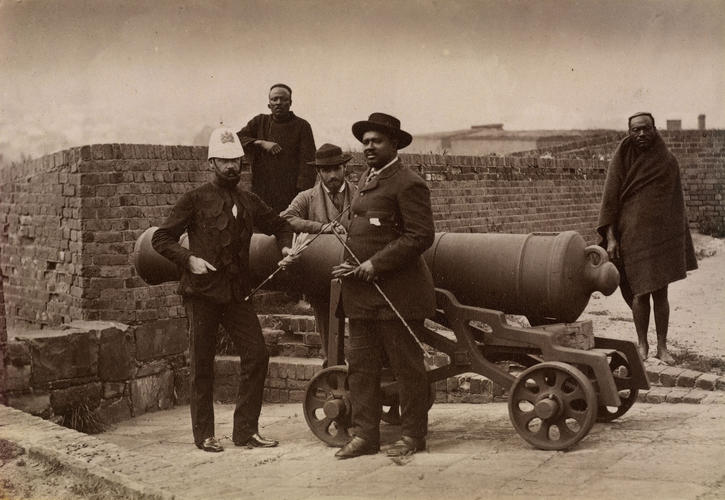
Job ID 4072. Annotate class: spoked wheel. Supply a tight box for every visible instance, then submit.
[508,361,598,450]
[379,368,436,425]
[597,351,639,422]
[303,366,354,446]
[380,369,402,425]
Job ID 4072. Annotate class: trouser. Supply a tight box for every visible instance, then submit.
[307,294,330,362]
[347,318,429,444]
[184,297,269,445]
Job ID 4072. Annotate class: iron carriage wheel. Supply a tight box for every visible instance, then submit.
[596,351,639,422]
[508,361,598,451]
[379,368,437,425]
[303,366,354,447]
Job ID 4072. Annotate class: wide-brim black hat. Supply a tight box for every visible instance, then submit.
[352,112,413,149]
[306,143,353,166]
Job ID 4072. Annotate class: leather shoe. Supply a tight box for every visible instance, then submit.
[195,437,224,452]
[385,436,425,457]
[334,436,379,459]
[236,433,279,448]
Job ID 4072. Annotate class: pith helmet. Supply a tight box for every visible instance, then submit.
[208,127,244,160]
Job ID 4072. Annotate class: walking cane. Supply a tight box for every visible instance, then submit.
[328,228,432,359]
[244,205,352,302]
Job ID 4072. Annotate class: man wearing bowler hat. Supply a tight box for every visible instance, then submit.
[281,143,356,366]
[331,113,436,459]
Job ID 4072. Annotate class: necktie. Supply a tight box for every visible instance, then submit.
[365,170,377,184]
[331,192,343,213]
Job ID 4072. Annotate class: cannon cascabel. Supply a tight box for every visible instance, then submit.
[133,227,618,325]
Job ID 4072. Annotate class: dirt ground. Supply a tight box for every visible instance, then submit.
[0,439,127,500]
[580,232,725,372]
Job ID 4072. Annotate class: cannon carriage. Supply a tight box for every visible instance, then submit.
[134,229,649,451]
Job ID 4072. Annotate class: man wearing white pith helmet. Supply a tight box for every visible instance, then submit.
[152,127,294,452]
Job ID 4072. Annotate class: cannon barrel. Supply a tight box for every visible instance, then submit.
[133,228,618,324]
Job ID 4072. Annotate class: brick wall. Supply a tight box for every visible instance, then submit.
[514,130,725,236]
[0,251,6,405]
[0,150,83,328]
[0,145,244,329]
[1,140,721,329]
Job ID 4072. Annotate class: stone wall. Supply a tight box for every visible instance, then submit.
[3,320,188,424]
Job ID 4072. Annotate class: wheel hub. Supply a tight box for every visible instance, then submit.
[534,395,561,420]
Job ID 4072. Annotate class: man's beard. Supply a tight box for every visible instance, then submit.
[215,172,240,188]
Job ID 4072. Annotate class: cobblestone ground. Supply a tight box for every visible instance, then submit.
[4,401,723,500]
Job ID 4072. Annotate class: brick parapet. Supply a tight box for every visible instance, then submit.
[0,140,720,328]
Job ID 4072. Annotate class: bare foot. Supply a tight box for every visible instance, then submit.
[655,347,675,365]
[637,342,649,360]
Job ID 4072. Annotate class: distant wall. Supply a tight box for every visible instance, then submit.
[513,130,725,236]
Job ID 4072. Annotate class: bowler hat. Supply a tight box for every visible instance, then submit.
[307,143,352,167]
[352,112,413,149]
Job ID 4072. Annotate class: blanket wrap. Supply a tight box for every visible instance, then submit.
[597,134,697,295]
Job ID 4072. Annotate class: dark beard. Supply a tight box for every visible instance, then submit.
[214,173,240,189]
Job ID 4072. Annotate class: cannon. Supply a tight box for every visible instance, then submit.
[134,228,649,450]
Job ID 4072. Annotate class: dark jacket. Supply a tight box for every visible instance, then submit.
[342,159,436,320]
[152,182,293,304]
[237,112,316,213]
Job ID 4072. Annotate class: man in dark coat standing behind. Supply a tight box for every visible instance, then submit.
[237,83,316,213]
[332,113,435,459]
[597,112,697,364]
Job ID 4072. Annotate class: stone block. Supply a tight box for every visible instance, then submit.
[103,381,126,399]
[18,328,100,385]
[50,382,102,414]
[135,318,188,361]
[99,327,134,381]
[644,364,670,385]
[97,396,132,424]
[174,367,190,405]
[539,320,594,350]
[645,387,669,404]
[135,359,169,378]
[8,393,52,418]
[5,364,31,391]
[6,340,31,365]
[659,367,685,387]
[695,373,719,390]
[130,370,174,416]
[675,369,702,388]
[683,390,706,404]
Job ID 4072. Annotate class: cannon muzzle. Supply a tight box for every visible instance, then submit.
[133,228,618,324]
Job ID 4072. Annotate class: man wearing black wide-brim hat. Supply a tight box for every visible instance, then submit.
[332,113,436,459]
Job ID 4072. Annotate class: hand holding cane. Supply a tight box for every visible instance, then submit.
[244,205,351,301]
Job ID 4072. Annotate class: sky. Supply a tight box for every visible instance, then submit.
[1,0,723,162]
